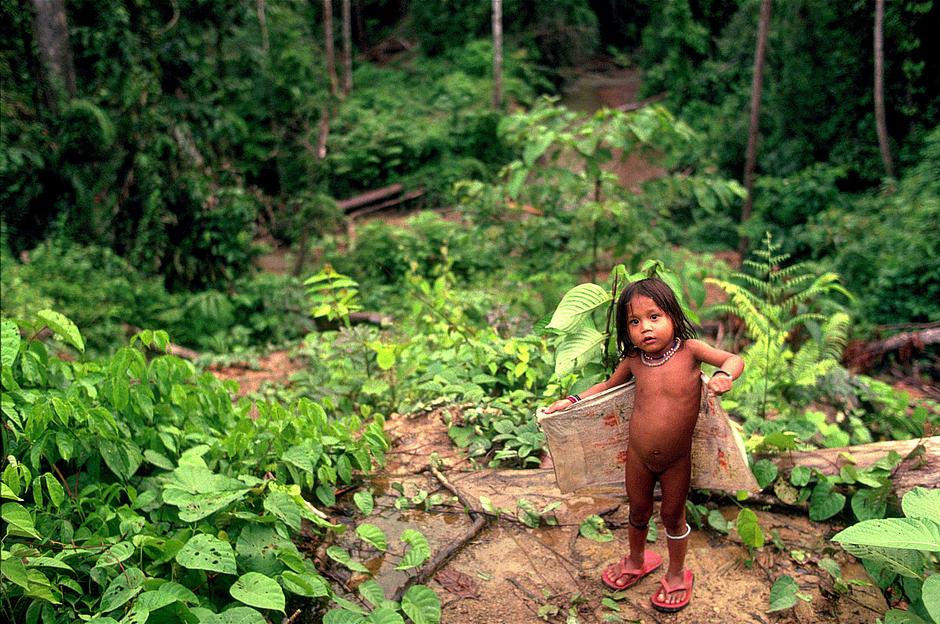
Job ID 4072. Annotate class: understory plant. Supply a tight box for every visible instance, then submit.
[832,487,940,623]
[706,232,853,427]
[0,311,441,623]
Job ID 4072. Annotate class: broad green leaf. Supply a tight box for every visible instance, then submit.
[95,541,135,567]
[327,546,370,573]
[43,473,65,508]
[323,609,366,624]
[219,607,268,624]
[366,608,404,624]
[767,575,797,612]
[735,508,764,549]
[523,133,554,167]
[354,491,374,516]
[2,502,41,539]
[36,309,84,352]
[229,572,285,612]
[358,579,386,607]
[263,491,301,532]
[401,585,441,624]
[1,555,29,588]
[789,466,811,487]
[851,487,888,522]
[281,571,329,597]
[751,459,778,490]
[902,487,940,522]
[707,509,730,533]
[884,609,930,624]
[547,284,611,334]
[1,319,19,367]
[236,525,288,577]
[356,523,388,551]
[922,574,940,623]
[163,487,250,522]
[833,518,940,552]
[554,326,605,377]
[99,567,145,612]
[397,529,431,571]
[176,534,237,575]
[842,544,926,579]
[578,515,614,542]
[809,483,846,521]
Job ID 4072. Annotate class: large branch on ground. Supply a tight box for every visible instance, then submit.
[347,189,424,219]
[769,436,939,497]
[392,466,489,601]
[844,325,940,372]
[337,183,404,211]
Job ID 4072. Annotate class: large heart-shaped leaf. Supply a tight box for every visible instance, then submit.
[401,585,441,624]
[176,533,237,575]
[396,530,430,571]
[902,487,940,522]
[229,572,285,612]
[356,523,388,552]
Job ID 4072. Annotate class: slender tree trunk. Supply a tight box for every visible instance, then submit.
[492,0,503,109]
[256,0,269,55]
[354,0,366,49]
[874,0,894,180]
[322,0,338,97]
[739,0,772,256]
[341,0,352,95]
[30,0,76,111]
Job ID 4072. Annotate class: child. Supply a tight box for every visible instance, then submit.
[544,277,743,612]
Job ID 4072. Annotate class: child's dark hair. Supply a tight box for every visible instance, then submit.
[616,277,696,359]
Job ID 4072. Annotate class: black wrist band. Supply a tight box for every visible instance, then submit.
[713,370,732,379]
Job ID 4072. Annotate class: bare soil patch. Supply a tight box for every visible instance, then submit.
[315,407,887,624]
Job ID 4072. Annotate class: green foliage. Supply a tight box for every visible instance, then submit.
[640,0,940,182]
[0,243,312,355]
[833,487,940,623]
[0,312,412,622]
[707,232,852,423]
[802,128,940,328]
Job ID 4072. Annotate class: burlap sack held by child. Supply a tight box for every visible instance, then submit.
[537,376,759,494]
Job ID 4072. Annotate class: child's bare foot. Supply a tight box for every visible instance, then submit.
[650,569,694,612]
[601,550,662,590]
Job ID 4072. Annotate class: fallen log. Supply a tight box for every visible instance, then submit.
[337,183,404,212]
[770,436,939,497]
[845,325,940,372]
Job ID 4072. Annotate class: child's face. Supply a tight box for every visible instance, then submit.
[626,295,676,353]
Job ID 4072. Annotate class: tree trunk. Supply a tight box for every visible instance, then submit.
[874,0,894,180]
[739,0,772,256]
[341,0,352,95]
[256,0,269,55]
[30,0,76,111]
[322,0,339,97]
[492,0,503,109]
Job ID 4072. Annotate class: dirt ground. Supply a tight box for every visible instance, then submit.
[312,406,888,624]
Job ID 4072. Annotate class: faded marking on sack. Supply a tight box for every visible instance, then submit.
[603,413,619,427]
[717,449,729,472]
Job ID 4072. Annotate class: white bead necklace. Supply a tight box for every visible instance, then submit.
[640,338,681,367]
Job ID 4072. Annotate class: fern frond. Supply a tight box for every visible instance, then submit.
[822,312,851,361]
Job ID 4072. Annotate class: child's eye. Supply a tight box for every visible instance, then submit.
[630,319,639,325]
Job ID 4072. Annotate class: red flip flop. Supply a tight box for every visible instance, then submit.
[601,550,663,590]
[650,569,694,612]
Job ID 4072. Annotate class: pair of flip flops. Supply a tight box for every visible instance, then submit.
[601,551,694,612]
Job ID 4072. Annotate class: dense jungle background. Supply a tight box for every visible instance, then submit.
[1,1,938,623]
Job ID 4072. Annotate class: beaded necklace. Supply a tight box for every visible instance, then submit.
[640,337,681,367]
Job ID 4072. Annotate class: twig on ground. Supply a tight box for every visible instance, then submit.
[391,465,490,601]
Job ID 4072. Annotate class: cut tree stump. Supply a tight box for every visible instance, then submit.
[772,436,939,497]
